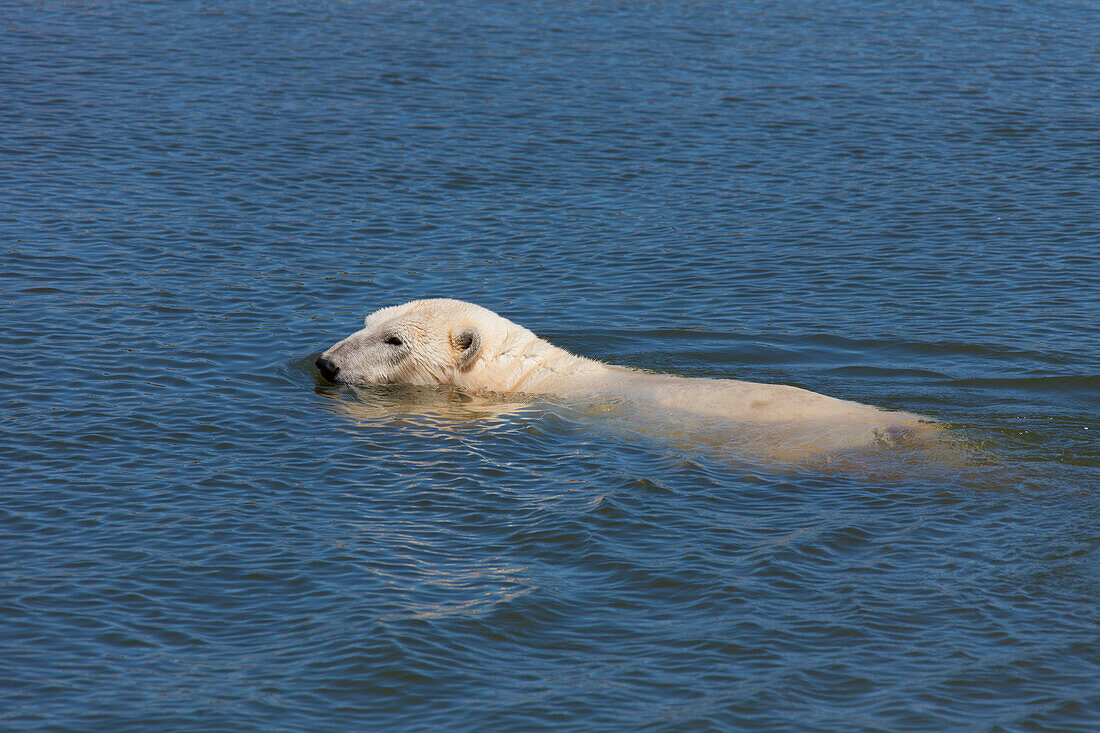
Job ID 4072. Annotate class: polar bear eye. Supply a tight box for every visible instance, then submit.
[384,335,404,346]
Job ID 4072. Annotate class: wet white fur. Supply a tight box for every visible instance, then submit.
[320,299,928,430]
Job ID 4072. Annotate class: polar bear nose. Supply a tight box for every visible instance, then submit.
[315,356,340,382]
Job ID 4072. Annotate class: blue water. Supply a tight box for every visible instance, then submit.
[4,1,1099,730]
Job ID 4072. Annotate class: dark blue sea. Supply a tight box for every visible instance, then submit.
[3,1,1099,730]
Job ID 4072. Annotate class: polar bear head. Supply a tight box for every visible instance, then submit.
[315,299,520,388]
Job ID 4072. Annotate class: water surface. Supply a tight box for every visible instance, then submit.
[3,1,1099,730]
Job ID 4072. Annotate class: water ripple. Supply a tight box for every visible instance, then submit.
[4,0,1100,730]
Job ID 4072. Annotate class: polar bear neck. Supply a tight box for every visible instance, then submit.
[461,322,609,396]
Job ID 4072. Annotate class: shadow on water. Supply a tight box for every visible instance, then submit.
[319,384,535,433]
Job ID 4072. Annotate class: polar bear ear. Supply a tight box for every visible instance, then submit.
[454,327,482,370]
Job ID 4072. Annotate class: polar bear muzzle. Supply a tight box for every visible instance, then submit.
[315,355,340,382]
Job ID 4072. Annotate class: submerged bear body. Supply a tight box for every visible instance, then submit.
[316,299,928,433]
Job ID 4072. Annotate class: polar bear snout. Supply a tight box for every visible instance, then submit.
[315,356,340,382]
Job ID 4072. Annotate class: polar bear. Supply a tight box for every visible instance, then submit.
[316,299,931,446]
